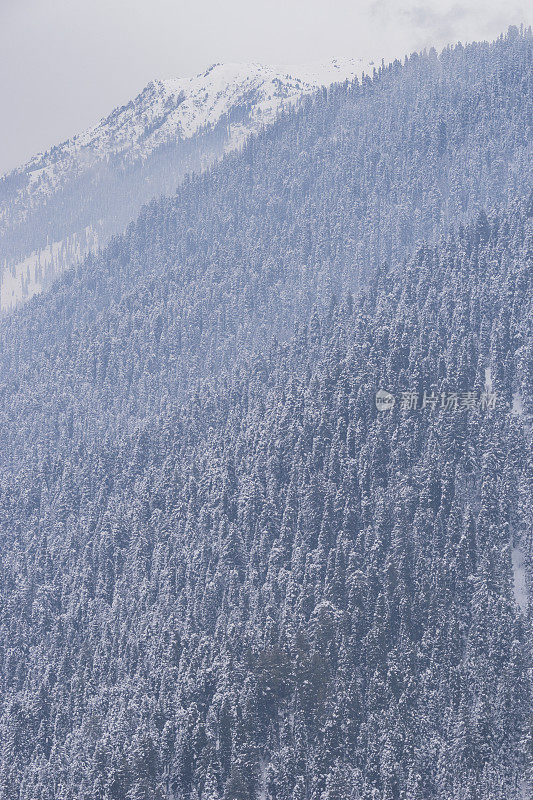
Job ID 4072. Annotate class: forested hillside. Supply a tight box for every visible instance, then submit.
[0,28,531,800]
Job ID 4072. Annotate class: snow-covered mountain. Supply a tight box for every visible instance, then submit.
[0,58,373,312]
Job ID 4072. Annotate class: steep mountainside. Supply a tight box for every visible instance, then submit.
[0,202,531,800]
[0,59,370,312]
[0,29,531,800]
[2,32,528,393]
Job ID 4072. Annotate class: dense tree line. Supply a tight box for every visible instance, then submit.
[0,29,531,800]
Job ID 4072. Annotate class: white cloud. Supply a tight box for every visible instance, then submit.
[370,0,529,51]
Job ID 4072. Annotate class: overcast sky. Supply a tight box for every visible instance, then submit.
[0,0,530,176]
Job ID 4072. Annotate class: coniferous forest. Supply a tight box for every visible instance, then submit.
[0,28,531,800]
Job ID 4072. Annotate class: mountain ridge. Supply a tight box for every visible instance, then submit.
[0,58,372,312]
[16,58,373,175]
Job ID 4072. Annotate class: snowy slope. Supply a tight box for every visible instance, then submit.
[1,58,373,312]
[66,59,372,160]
